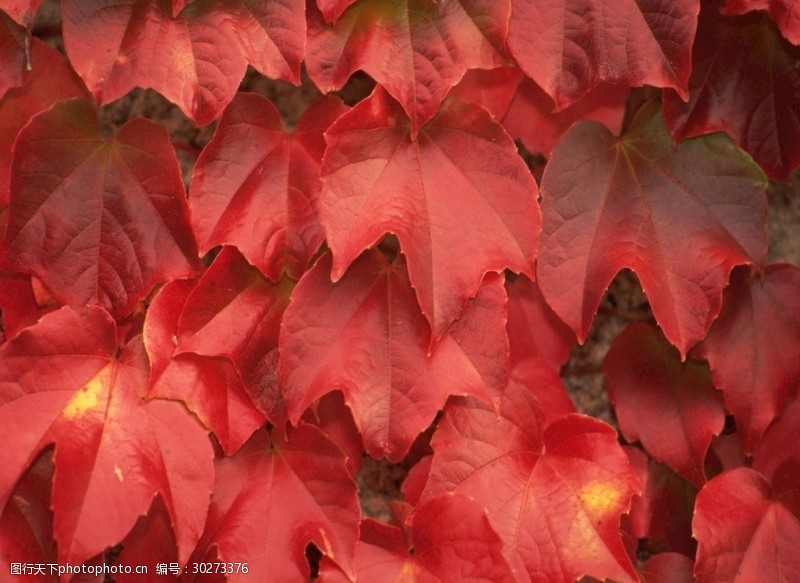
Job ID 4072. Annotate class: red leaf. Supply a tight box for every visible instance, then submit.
[190,424,359,582]
[605,324,725,487]
[320,495,516,582]
[0,307,214,566]
[281,250,507,461]
[1,98,199,319]
[507,0,699,108]
[640,553,694,583]
[321,87,539,341]
[723,0,800,45]
[753,392,800,484]
[0,274,53,340]
[316,0,358,23]
[0,451,56,581]
[538,101,767,355]
[508,359,575,426]
[302,391,364,478]
[452,68,628,156]
[145,277,266,456]
[506,274,575,370]
[2,1,41,27]
[422,383,640,583]
[306,0,509,129]
[693,265,800,452]
[693,467,800,583]
[191,94,348,281]
[0,11,27,99]
[663,2,800,179]
[61,0,305,125]
[625,446,697,556]
[0,39,89,209]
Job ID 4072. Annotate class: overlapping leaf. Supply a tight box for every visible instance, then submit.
[316,0,358,23]
[663,2,800,179]
[507,0,699,108]
[145,274,266,456]
[0,11,27,99]
[538,101,768,355]
[306,0,510,128]
[0,38,88,208]
[693,467,800,582]
[641,553,695,583]
[321,87,539,341]
[693,265,800,452]
[452,68,628,156]
[1,98,199,319]
[421,383,640,583]
[1,1,41,26]
[318,495,516,582]
[191,94,348,281]
[189,425,359,582]
[605,324,725,487]
[723,0,800,45]
[0,306,214,567]
[61,0,305,125]
[280,250,507,460]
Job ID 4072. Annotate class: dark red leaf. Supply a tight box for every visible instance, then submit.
[693,265,800,452]
[190,424,359,582]
[753,392,800,485]
[319,495,516,582]
[316,0,358,23]
[723,0,800,46]
[0,274,53,340]
[0,39,89,209]
[640,553,694,583]
[693,467,800,583]
[61,0,305,125]
[422,383,640,583]
[0,451,56,581]
[191,94,348,281]
[306,0,509,129]
[663,2,800,179]
[625,446,697,556]
[452,68,628,156]
[507,0,698,108]
[2,1,41,27]
[605,324,725,487]
[0,307,214,567]
[1,98,199,319]
[280,250,507,461]
[321,87,539,341]
[538,101,767,355]
[0,11,27,99]
[302,391,364,478]
[506,274,575,370]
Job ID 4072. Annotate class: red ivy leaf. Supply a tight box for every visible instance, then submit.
[422,384,640,583]
[0,10,27,99]
[693,467,800,583]
[538,101,767,356]
[508,359,575,426]
[2,1,42,27]
[191,94,348,281]
[321,87,539,341]
[0,274,52,340]
[693,265,800,452]
[190,424,359,582]
[753,392,800,485]
[281,250,507,461]
[605,324,725,487]
[145,276,266,456]
[61,0,305,125]
[663,2,800,180]
[306,0,510,129]
[723,0,800,45]
[0,39,89,209]
[452,68,628,156]
[506,274,575,370]
[507,0,699,108]
[0,452,56,580]
[316,0,358,23]
[302,391,364,478]
[0,307,214,566]
[1,98,199,319]
[641,553,695,583]
[109,497,178,582]
[320,495,516,582]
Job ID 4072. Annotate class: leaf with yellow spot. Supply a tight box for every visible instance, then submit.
[0,306,214,569]
[421,380,641,583]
